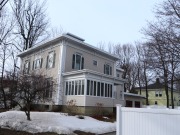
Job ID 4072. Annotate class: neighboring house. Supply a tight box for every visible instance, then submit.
[17,33,127,114]
[135,78,180,107]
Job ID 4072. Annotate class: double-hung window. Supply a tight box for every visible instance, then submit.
[46,51,56,69]
[72,53,84,70]
[155,91,159,97]
[104,64,112,75]
[44,78,53,98]
[33,57,43,70]
[24,60,30,74]
[93,60,98,66]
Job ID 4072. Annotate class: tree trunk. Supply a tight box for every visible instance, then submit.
[171,76,174,109]
[0,54,7,109]
[138,68,142,95]
[144,64,149,105]
[164,71,169,108]
[26,111,31,121]
[25,104,31,121]
[145,80,149,105]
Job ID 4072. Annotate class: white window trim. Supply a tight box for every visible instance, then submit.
[47,51,55,69]
[73,53,84,70]
[33,55,42,70]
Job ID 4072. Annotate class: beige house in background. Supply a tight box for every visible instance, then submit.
[18,33,127,114]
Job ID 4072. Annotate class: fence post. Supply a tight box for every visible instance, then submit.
[116,104,122,135]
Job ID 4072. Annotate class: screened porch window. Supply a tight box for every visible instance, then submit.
[86,79,113,98]
[65,80,85,96]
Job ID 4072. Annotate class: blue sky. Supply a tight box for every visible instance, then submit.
[47,0,163,48]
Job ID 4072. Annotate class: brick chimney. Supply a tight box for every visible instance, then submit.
[156,78,160,83]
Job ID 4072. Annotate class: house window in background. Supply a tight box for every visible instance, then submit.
[155,101,158,105]
[155,91,159,97]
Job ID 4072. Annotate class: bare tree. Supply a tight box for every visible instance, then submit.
[144,25,171,108]
[114,44,136,92]
[14,72,55,120]
[142,0,180,108]
[0,0,8,12]
[97,41,105,51]
[135,43,143,95]
[11,0,49,51]
[0,9,13,109]
[48,26,64,39]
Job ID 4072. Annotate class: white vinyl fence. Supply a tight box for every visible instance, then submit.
[116,104,180,135]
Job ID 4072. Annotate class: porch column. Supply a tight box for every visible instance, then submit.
[84,78,87,106]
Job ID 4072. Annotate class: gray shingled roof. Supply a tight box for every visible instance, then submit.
[135,78,164,90]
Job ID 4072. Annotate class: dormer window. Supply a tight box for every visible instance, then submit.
[104,64,112,75]
[72,53,84,70]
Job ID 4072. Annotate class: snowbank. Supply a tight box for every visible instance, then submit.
[0,111,115,134]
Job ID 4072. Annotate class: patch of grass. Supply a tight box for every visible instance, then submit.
[92,113,116,123]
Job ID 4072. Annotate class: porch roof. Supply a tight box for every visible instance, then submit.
[62,69,127,85]
[124,92,146,99]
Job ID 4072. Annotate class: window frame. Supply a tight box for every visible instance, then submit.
[32,56,43,70]
[46,51,56,69]
[44,78,53,99]
[65,79,85,96]
[72,53,84,70]
[24,60,30,74]
[155,90,159,97]
[104,64,112,75]
[93,60,98,66]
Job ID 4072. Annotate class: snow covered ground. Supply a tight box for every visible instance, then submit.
[0,111,116,134]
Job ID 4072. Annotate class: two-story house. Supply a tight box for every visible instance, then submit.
[135,78,180,107]
[17,33,126,114]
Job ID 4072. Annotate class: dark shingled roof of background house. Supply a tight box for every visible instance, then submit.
[135,78,164,90]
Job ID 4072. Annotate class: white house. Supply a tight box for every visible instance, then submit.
[18,33,127,114]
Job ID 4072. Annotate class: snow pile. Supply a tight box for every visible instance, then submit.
[0,111,115,134]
